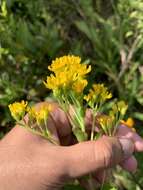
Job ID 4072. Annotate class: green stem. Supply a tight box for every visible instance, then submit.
[44,119,51,137]
[88,109,98,190]
[100,170,106,190]
[112,115,123,136]
[89,173,96,190]
[90,109,97,141]
[38,123,45,135]
[17,122,59,145]
[90,116,95,141]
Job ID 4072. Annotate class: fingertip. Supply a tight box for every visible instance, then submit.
[118,138,134,159]
[120,156,137,173]
[132,133,143,152]
[117,125,143,152]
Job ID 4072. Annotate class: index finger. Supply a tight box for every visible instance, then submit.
[117,125,143,152]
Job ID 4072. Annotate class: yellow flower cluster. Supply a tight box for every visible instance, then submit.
[27,107,37,121]
[44,55,91,94]
[97,115,113,135]
[8,100,28,121]
[35,105,52,126]
[48,55,81,72]
[9,101,52,127]
[95,100,129,136]
[112,101,128,116]
[84,84,112,106]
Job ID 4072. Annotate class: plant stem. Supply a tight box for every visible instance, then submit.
[90,110,97,141]
[89,174,96,190]
[88,110,98,190]
[17,122,59,145]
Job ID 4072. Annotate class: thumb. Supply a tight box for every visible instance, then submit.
[65,136,134,178]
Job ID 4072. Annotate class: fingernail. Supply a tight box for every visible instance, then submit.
[119,138,134,159]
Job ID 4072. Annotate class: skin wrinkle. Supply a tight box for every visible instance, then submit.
[110,139,122,167]
[107,141,115,168]
[92,138,122,171]
[91,141,105,171]
[103,139,114,168]
[117,137,125,161]
[64,137,121,178]
[101,142,111,170]
[91,138,108,170]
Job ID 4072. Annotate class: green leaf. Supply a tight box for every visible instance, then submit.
[75,21,93,41]
[125,31,133,38]
[133,112,143,121]
[101,184,117,190]
[73,128,87,142]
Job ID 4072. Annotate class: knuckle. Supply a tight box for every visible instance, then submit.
[92,137,114,170]
[102,139,113,168]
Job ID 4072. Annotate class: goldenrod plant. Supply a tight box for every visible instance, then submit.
[0,0,142,189]
[43,55,129,141]
[9,55,130,142]
[9,55,132,190]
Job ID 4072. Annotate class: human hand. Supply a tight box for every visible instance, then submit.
[0,102,143,190]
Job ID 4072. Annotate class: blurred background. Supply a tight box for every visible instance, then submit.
[0,0,143,189]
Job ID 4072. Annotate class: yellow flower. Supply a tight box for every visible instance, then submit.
[84,84,112,106]
[27,107,37,122]
[44,55,91,94]
[97,115,113,134]
[112,101,128,116]
[9,100,28,121]
[74,63,91,77]
[48,55,91,77]
[121,118,136,132]
[27,105,52,126]
[44,73,66,91]
[72,79,88,93]
[35,105,52,126]
[48,55,81,72]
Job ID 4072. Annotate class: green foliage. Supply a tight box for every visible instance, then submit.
[102,184,117,190]
[73,0,143,128]
[0,0,143,189]
[0,0,63,125]
[63,184,85,190]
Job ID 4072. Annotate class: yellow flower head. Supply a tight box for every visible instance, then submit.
[121,118,136,132]
[72,79,88,94]
[44,55,91,94]
[9,100,28,121]
[97,115,113,134]
[84,84,112,107]
[27,107,37,122]
[48,55,81,72]
[112,101,128,116]
[36,105,52,126]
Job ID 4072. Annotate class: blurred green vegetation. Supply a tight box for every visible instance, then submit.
[0,0,143,189]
